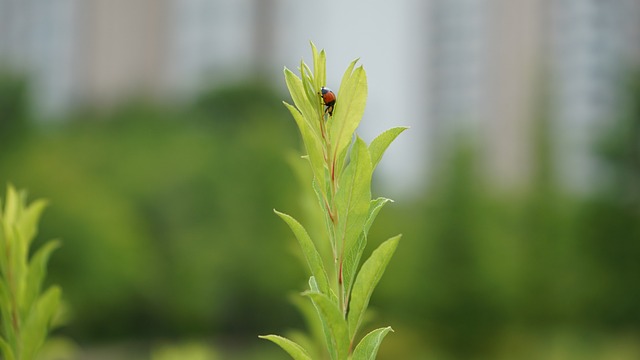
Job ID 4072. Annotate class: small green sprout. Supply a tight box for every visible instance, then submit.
[0,185,61,360]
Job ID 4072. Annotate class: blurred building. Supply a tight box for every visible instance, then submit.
[1,0,640,192]
[0,0,274,113]
[0,0,78,114]
[427,0,640,191]
[549,0,640,190]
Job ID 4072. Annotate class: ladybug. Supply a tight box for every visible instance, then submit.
[320,87,336,116]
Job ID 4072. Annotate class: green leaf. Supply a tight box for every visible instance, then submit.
[318,50,327,89]
[332,138,351,191]
[283,102,325,188]
[284,68,318,134]
[311,42,326,91]
[9,227,29,310]
[290,292,325,356]
[309,46,328,117]
[17,199,47,250]
[369,127,408,170]
[342,197,393,307]
[330,65,367,166]
[336,59,359,112]
[347,235,400,340]
[335,137,372,258]
[3,185,22,226]
[259,335,313,360]
[0,280,12,340]
[21,240,60,316]
[274,211,331,298]
[20,285,61,360]
[351,327,393,360]
[304,292,349,360]
[301,61,319,113]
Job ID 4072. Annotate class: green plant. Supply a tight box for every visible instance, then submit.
[0,186,61,360]
[260,43,406,359]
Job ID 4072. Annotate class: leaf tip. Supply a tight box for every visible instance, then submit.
[284,67,297,77]
[48,239,63,251]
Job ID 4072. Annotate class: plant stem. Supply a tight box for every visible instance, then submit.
[320,111,347,318]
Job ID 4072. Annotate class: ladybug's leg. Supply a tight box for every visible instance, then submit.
[327,105,334,116]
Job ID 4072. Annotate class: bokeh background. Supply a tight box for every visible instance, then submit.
[2,0,640,359]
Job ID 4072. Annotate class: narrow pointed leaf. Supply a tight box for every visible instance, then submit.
[283,102,325,187]
[259,335,313,360]
[369,127,408,170]
[330,66,367,163]
[342,197,393,305]
[0,281,12,334]
[311,41,319,72]
[331,137,351,193]
[275,211,331,297]
[335,137,372,258]
[348,235,400,339]
[301,61,314,81]
[21,240,60,316]
[301,61,319,111]
[311,42,327,90]
[284,68,318,132]
[4,185,21,225]
[9,225,28,306]
[351,327,394,360]
[304,292,349,360]
[318,50,327,90]
[283,98,319,141]
[310,42,321,89]
[325,58,358,145]
[20,285,61,360]
[17,199,47,249]
[342,233,365,310]
[337,59,359,105]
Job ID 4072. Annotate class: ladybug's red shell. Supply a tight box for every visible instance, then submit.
[320,87,336,115]
[320,87,336,106]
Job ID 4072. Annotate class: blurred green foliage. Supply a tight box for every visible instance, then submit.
[0,81,305,343]
[0,72,639,358]
[0,71,31,151]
